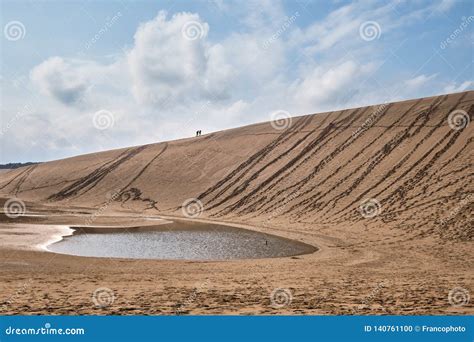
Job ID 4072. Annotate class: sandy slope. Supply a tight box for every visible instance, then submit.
[0,91,472,315]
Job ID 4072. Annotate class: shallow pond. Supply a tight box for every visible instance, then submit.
[48,221,317,260]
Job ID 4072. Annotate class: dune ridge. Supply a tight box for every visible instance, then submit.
[1,91,472,241]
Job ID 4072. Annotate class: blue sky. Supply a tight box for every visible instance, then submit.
[1,0,472,163]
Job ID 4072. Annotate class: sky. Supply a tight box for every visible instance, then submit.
[0,0,472,163]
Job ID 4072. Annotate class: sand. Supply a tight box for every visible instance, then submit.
[0,91,472,315]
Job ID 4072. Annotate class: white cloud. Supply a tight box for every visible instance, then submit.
[30,56,128,108]
[444,81,473,94]
[292,60,373,109]
[404,74,438,90]
[2,0,466,163]
[128,11,216,106]
[30,57,92,105]
[126,9,287,108]
[291,3,360,53]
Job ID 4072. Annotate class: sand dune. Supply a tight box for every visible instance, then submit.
[2,91,472,239]
[0,91,472,315]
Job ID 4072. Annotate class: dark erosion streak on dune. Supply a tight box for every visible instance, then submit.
[0,91,472,242]
[198,110,347,215]
[118,143,168,193]
[196,115,315,206]
[199,106,371,217]
[112,143,169,211]
[226,107,372,216]
[191,92,472,240]
[0,165,37,192]
[47,146,149,201]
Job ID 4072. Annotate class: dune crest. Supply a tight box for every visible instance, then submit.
[1,91,473,241]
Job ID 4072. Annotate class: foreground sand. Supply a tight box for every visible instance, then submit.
[0,92,472,315]
[0,210,472,315]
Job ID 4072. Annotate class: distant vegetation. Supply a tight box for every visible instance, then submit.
[0,162,40,169]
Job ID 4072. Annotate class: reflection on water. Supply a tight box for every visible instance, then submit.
[48,221,317,260]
